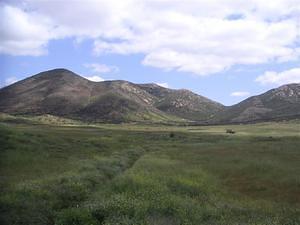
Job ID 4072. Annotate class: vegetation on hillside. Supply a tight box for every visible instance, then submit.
[1,69,299,124]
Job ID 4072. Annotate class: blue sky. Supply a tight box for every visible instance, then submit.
[1,0,300,106]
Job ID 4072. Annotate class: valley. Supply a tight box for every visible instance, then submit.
[1,116,299,225]
[2,1,300,224]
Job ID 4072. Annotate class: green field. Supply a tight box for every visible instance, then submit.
[0,117,299,225]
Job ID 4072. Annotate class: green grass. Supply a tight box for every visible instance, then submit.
[0,118,299,225]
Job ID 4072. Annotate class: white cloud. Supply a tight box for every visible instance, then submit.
[0,4,55,56]
[5,76,19,86]
[156,82,169,88]
[83,75,105,82]
[230,91,250,97]
[84,63,119,73]
[255,68,300,85]
[1,0,300,75]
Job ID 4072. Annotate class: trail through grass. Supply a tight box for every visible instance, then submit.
[0,120,299,224]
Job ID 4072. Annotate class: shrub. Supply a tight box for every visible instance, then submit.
[226,129,235,134]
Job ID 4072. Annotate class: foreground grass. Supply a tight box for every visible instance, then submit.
[0,120,299,225]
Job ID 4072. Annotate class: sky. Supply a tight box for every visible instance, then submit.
[1,0,300,106]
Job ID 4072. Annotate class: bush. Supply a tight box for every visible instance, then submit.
[226,129,235,134]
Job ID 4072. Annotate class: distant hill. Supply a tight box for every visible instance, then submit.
[0,69,221,123]
[0,68,299,124]
[214,83,300,123]
[138,83,224,121]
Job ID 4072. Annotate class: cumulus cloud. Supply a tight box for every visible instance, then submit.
[156,82,169,88]
[0,4,55,56]
[1,0,300,75]
[255,68,300,85]
[83,75,105,82]
[230,91,250,97]
[84,63,119,73]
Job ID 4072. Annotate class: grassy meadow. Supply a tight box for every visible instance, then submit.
[0,116,299,225]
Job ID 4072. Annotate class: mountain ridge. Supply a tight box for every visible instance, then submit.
[0,68,299,124]
[213,83,300,124]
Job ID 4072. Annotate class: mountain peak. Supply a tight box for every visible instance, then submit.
[0,69,299,124]
[46,68,73,73]
[26,68,92,86]
[272,83,300,95]
[0,69,225,123]
[215,82,300,123]
[34,68,81,79]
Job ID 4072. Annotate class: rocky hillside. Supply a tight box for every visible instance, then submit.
[1,68,299,124]
[138,84,224,121]
[215,83,300,123]
[0,69,223,123]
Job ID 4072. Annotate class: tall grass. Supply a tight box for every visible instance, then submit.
[0,121,299,224]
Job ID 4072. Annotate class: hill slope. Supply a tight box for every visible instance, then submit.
[0,69,92,115]
[1,68,299,123]
[215,83,300,123]
[138,84,224,121]
[0,69,223,123]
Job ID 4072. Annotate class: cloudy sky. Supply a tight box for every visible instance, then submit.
[1,0,300,105]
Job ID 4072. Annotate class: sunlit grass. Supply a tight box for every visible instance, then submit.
[0,118,299,224]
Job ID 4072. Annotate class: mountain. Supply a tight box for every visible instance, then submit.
[0,69,91,115]
[0,69,223,123]
[215,83,300,123]
[1,68,299,124]
[138,83,224,121]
